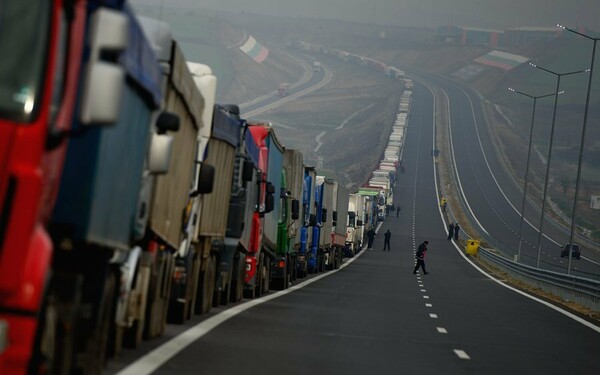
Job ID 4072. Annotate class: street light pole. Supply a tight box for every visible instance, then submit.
[528,63,588,268]
[508,88,561,263]
[557,24,599,274]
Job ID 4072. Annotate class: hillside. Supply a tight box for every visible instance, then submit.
[134,6,600,238]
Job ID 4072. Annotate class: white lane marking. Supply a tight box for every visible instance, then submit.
[418,79,600,335]
[425,303,433,307]
[429,313,438,319]
[454,349,471,360]
[423,295,430,299]
[437,327,448,334]
[116,230,376,375]
[438,86,489,235]
[420,289,427,292]
[458,86,559,246]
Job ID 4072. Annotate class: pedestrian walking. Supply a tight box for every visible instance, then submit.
[440,197,448,212]
[367,227,376,250]
[454,223,460,241]
[383,229,391,251]
[447,222,454,240]
[413,241,429,274]
[396,204,401,217]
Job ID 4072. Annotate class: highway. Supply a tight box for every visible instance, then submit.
[108,75,600,375]
[412,71,600,278]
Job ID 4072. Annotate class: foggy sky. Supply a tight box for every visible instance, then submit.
[131,0,600,31]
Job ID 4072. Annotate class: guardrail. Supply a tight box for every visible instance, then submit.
[478,247,600,312]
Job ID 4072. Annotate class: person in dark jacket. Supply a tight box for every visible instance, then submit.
[413,241,429,274]
[396,204,401,217]
[383,229,391,251]
[454,223,460,241]
[367,228,376,250]
[447,222,455,240]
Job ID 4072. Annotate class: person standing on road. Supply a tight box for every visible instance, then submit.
[447,222,455,240]
[454,223,461,241]
[396,204,401,217]
[383,229,391,251]
[367,227,376,250]
[413,241,429,274]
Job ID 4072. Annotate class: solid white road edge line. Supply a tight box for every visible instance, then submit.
[116,225,383,374]
[421,80,600,335]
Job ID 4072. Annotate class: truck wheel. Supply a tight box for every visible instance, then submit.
[289,256,297,283]
[80,268,117,375]
[189,247,202,315]
[255,254,263,297]
[123,253,151,348]
[49,275,83,375]
[335,249,341,269]
[263,256,271,293]
[29,278,61,374]
[220,272,232,305]
[230,252,245,302]
[199,254,216,314]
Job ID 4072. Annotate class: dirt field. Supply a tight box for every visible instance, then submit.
[136,6,599,239]
[221,14,600,240]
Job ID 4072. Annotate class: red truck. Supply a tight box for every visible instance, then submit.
[0,1,126,373]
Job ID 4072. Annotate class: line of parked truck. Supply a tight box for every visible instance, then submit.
[288,40,414,240]
[0,2,410,374]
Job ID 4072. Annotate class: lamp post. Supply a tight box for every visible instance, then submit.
[528,62,588,268]
[508,88,562,263]
[557,24,599,275]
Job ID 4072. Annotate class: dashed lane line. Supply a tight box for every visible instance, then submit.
[454,349,471,360]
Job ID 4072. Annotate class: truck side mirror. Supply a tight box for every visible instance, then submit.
[156,111,180,134]
[291,199,300,220]
[332,211,338,222]
[265,195,274,213]
[357,219,363,226]
[149,112,181,174]
[265,182,275,213]
[148,133,173,174]
[80,8,128,126]
[192,163,215,196]
[309,214,317,227]
[322,208,327,223]
[242,160,254,182]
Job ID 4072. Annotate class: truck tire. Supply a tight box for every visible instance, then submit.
[123,253,151,348]
[221,271,232,305]
[230,252,244,302]
[263,255,271,293]
[198,254,216,314]
[29,276,62,375]
[80,268,117,375]
[189,246,202,316]
[50,274,83,375]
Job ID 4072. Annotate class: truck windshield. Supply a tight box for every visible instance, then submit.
[0,0,51,123]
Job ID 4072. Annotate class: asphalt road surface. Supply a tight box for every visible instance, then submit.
[412,71,600,278]
[110,79,600,375]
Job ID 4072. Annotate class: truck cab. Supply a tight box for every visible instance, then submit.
[0,2,126,372]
